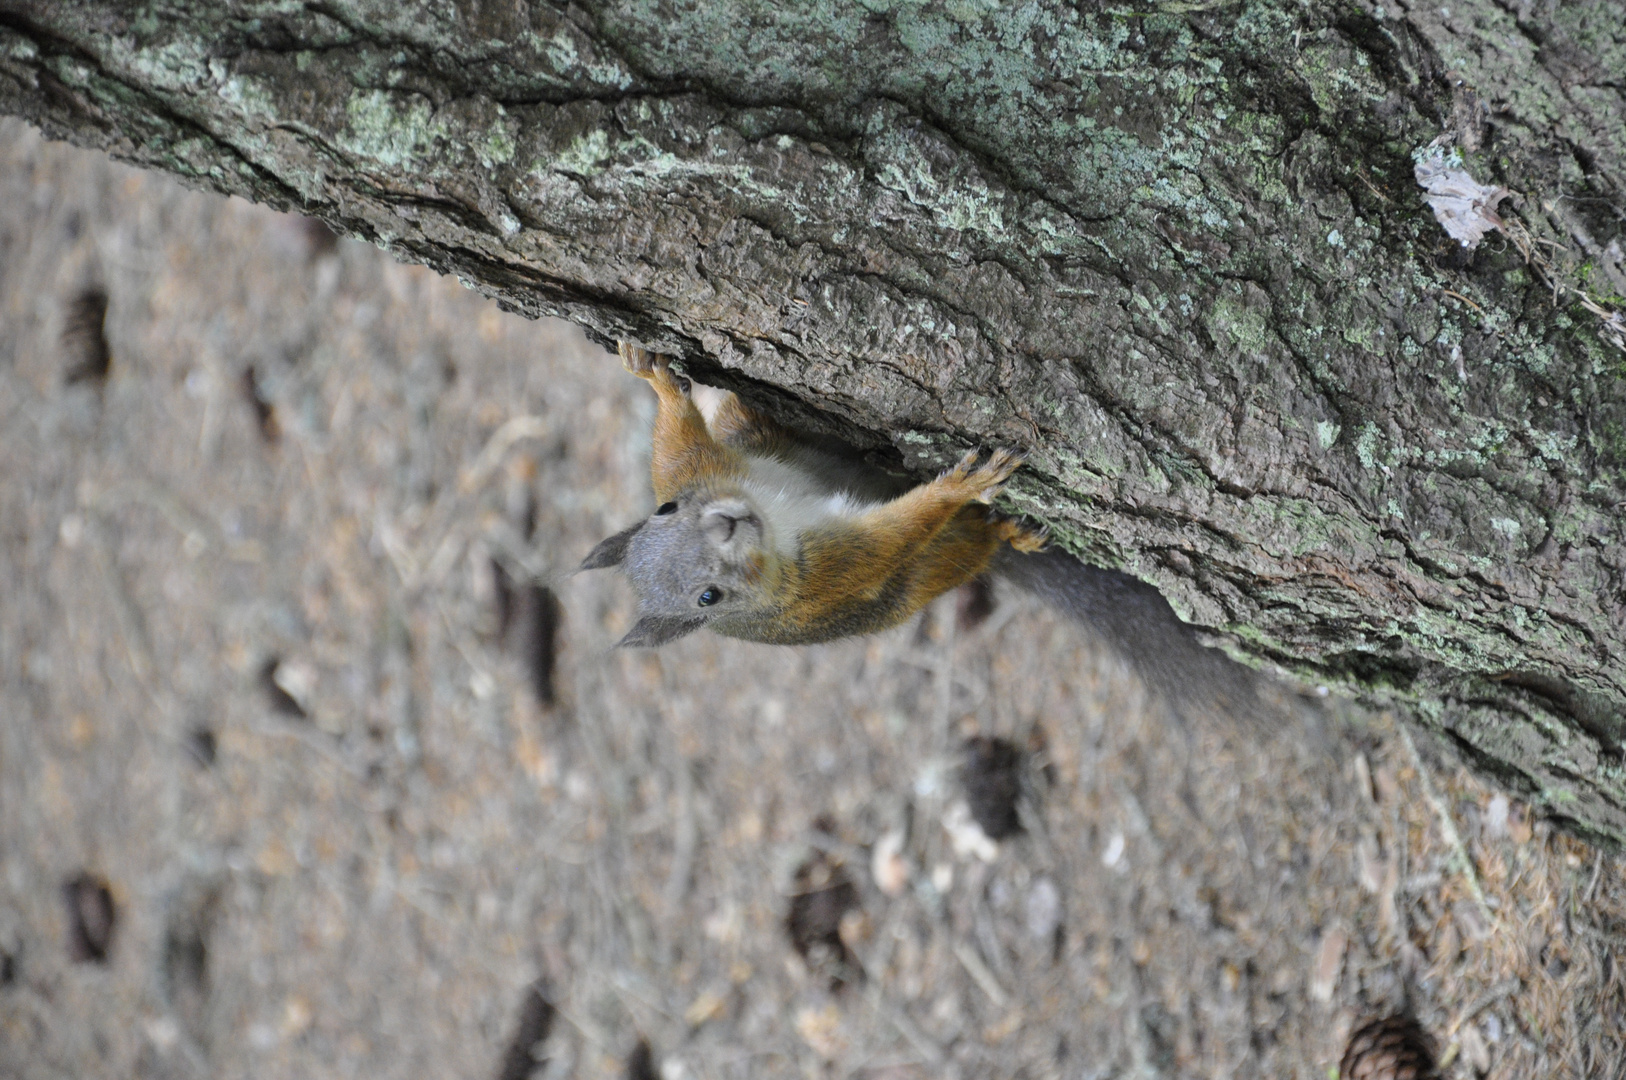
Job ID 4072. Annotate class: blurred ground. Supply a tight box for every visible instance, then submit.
[1,119,1622,1080]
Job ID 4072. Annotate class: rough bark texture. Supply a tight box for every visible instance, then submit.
[2,1,1623,841]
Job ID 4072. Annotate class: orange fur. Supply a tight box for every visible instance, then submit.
[620,343,746,502]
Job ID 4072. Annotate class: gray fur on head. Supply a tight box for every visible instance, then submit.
[579,492,773,648]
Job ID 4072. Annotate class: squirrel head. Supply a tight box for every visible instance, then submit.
[580,489,777,647]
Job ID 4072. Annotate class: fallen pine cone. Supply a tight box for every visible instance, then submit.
[1340,1015,1438,1080]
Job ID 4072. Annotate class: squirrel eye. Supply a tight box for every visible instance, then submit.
[697,587,722,607]
[655,501,678,516]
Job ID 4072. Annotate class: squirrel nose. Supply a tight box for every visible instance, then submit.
[700,504,757,544]
[702,512,738,542]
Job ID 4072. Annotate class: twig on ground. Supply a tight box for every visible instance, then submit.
[952,939,1009,1008]
[1395,721,1497,931]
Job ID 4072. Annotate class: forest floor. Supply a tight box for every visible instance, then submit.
[2,120,1623,1080]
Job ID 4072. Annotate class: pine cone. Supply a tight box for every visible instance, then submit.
[1340,1016,1438,1080]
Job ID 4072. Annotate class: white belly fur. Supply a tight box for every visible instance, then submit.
[744,456,880,557]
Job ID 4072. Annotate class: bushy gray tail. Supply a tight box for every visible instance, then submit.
[990,547,1269,722]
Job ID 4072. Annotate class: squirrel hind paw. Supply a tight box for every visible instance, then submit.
[942,448,1024,493]
[941,448,983,483]
[981,448,1024,481]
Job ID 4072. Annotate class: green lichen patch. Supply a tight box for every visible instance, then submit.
[340,88,449,170]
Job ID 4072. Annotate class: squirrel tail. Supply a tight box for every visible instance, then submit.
[989,547,1272,723]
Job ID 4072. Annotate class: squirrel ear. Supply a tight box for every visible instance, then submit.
[617,614,705,648]
[579,521,644,570]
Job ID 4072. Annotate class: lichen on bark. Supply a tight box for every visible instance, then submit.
[2,0,1624,841]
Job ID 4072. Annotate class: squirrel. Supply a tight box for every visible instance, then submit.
[582,343,1264,715]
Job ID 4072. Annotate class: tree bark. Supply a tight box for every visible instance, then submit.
[3,0,1624,842]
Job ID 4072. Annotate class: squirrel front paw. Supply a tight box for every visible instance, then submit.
[942,448,1024,504]
[996,517,1049,553]
[618,341,693,396]
[618,341,668,378]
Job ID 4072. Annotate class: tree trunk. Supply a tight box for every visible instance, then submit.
[3,0,1624,842]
